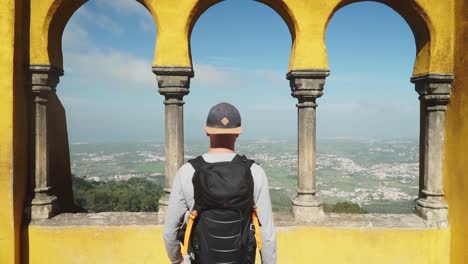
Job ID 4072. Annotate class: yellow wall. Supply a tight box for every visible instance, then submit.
[445,0,468,262]
[25,225,450,264]
[0,0,20,263]
[24,226,167,263]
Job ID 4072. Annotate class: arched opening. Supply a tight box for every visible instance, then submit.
[188,0,294,212]
[54,0,163,213]
[320,2,418,213]
[325,0,432,76]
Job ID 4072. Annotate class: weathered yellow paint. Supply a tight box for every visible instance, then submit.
[25,225,450,264]
[0,0,17,263]
[277,227,450,263]
[152,0,203,67]
[29,0,87,68]
[25,226,167,263]
[261,0,453,75]
[158,0,454,74]
[29,0,454,74]
[444,0,468,262]
[29,0,157,68]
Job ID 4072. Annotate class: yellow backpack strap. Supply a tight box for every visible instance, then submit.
[181,210,198,256]
[252,207,263,251]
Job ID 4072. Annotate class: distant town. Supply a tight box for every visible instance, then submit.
[70,138,419,214]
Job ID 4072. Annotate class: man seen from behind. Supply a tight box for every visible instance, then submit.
[163,102,277,264]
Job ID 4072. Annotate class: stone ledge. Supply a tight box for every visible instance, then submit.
[29,212,163,226]
[274,213,443,229]
[28,212,445,229]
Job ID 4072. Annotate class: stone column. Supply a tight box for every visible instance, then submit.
[287,69,329,220]
[27,65,63,219]
[412,74,452,225]
[153,67,193,215]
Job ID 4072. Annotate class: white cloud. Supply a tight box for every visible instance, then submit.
[77,6,123,35]
[192,64,247,89]
[191,64,287,90]
[205,56,238,64]
[256,69,285,84]
[61,6,282,94]
[96,0,155,33]
[62,17,103,56]
[66,49,155,89]
[63,20,90,50]
[62,6,155,90]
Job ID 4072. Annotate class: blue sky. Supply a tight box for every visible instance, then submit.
[59,0,417,142]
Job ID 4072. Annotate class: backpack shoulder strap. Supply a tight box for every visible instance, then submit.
[181,210,198,257]
[252,207,263,251]
[232,154,256,168]
[188,155,206,171]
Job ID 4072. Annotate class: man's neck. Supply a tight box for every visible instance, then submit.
[208,148,235,154]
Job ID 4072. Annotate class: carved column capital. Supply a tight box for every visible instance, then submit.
[412,74,453,111]
[29,65,63,93]
[287,69,330,108]
[153,66,194,105]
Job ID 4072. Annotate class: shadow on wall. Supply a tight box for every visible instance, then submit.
[48,94,84,213]
[21,227,29,264]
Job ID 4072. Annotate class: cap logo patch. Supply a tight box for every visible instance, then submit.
[221,117,230,126]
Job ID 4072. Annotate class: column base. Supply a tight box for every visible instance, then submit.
[26,195,59,219]
[291,195,325,220]
[415,198,448,226]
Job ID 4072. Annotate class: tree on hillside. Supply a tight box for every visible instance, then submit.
[72,175,163,212]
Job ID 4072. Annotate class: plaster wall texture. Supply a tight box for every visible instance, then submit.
[0,0,29,263]
[24,225,450,264]
[28,0,453,75]
[444,0,468,262]
[0,0,16,262]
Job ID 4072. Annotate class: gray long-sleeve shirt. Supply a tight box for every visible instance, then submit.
[163,152,277,264]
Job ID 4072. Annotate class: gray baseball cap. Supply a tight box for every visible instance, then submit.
[205,102,242,134]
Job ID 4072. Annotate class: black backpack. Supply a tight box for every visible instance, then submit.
[179,155,263,264]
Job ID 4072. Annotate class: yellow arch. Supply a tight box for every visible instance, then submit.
[31,0,452,75]
[144,0,453,75]
[281,0,453,75]
[152,0,298,69]
[184,0,296,68]
[30,0,158,69]
[325,0,431,76]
